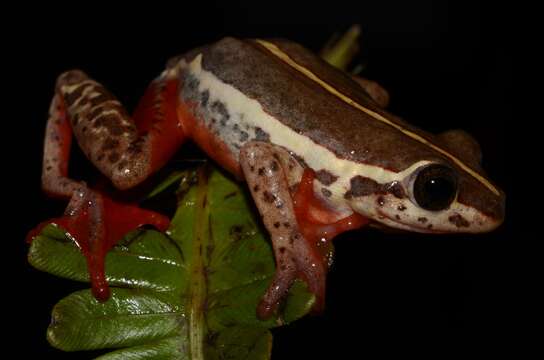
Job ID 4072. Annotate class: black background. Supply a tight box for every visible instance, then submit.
[6,1,526,357]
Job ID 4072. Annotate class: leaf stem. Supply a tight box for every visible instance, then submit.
[188,166,210,360]
[320,24,362,71]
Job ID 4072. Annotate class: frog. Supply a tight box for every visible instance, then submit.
[34,36,505,319]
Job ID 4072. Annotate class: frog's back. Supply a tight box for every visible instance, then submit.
[188,37,446,171]
[177,37,502,222]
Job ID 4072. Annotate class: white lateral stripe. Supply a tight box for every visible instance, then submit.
[183,56,433,213]
[255,39,499,196]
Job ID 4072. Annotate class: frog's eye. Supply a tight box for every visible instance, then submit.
[411,164,458,211]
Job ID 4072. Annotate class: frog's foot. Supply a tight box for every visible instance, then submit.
[63,185,111,300]
[65,187,170,300]
[29,184,170,301]
[256,226,330,318]
[35,76,172,301]
[27,182,169,301]
[240,141,368,319]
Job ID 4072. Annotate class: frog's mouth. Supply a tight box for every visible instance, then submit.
[374,210,445,234]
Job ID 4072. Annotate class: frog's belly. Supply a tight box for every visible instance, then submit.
[177,55,416,216]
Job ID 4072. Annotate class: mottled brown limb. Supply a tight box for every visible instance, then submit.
[351,75,390,108]
[240,141,325,319]
[438,129,483,171]
[50,68,185,192]
[53,70,155,190]
[42,93,85,198]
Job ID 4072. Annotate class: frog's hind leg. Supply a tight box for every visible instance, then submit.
[39,91,112,299]
[35,70,174,300]
[41,67,182,198]
[51,68,186,191]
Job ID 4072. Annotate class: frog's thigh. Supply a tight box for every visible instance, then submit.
[240,141,323,318]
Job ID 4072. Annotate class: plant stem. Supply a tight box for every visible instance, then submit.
[188,166,209,360]
[320,24,362,71]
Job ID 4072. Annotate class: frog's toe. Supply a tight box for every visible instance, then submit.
[257,241,327,320]
[292,245,327,313]
[257,255,297,320]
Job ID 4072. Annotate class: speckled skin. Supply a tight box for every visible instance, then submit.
[40,36,505,318]
[55,70,151,190]
[193,37,503,221]
[240,142,323,317]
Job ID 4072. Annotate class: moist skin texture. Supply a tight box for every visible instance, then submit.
[175,37,504,229]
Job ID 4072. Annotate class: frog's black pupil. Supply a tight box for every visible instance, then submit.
[413,165,457,211]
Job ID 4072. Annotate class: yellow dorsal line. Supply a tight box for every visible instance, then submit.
[255,39,499,196]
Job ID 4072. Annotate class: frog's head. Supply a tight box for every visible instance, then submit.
[347,130,505,234]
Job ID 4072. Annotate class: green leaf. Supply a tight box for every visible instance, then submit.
[47,289,185,351]
[29,228,186,293]
[204,327,272,360]
[28,165,314,359]
[95,338,188,360]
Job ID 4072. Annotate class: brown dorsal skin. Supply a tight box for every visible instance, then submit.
[197,37,440,170]
[438,129,483,172]
[189,37,504,220]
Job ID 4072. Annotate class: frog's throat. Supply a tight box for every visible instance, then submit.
[254,39,500,197]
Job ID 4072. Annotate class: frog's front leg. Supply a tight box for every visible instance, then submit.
[240,142,316,319]
[240,142,368,319]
